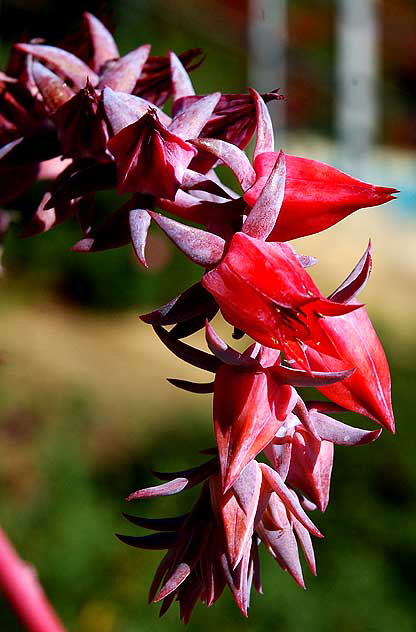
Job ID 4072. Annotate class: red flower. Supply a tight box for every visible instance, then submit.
[243,153,397,241]
[213,362,295,491]
[299,306,395,432]
[202,232,358,362]
[108,109,197,199]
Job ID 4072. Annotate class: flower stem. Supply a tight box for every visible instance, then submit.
[0,526,66,632]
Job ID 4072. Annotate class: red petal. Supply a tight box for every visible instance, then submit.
[244,153,397,240]
[108,112,196,199]
[303,306,394,432]
[286,434,334,512]
[214,365,283,491]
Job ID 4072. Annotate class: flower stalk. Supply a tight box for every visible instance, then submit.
[0,527,66,632]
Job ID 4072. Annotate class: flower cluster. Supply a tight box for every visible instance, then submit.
[1,13,396,623]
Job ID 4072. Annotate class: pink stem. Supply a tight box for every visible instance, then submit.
[0,527,66,632]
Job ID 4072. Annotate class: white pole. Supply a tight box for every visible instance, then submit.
[337,0,379,171]
[248,0,287,144]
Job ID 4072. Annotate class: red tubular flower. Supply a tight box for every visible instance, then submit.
[300,306,395,432]
[285,427,334,513]
[213,362,294,492]
[107,109,197,199]
[244,153,398,241]
[53,81,108,160]
[207,323,353,492]
[202,232,359,363]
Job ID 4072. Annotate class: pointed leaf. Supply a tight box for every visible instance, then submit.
[214,365,284,491]
[205,321,259,368]
[170,51,195,102]
[169,92,221,139]
[251,88,275,158]
[170,309,218,339]
[310,411,382,446]
[149,211,225,266]
[191,138,256,190]
[126,478,188,500]
[122,513,187,531]
[153,325,221,372]
[242,151,285,239]
[32,61,74,111]
[15,43,98,88]
[258,523,305,588]
[286,436,334,512]
[151,458,217,483]
[167,378,215,394]
[154,563,191,602]
[83,12,119,72]
[293,518,317,576]
[140,281,216,326]
[116,532,179,549]
[329,240,372,303]
[260,464,323,537]
[269,364,355,387]
[99,44,151,91]
[129,208,151,266]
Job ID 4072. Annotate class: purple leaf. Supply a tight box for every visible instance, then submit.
[310,411,382,446]
[191,138,256,191]
[153,325,221,372]
[1,130,60,165]
[151,458,217,486]
[260,464,323,537]
[32,62,74,112]
[149,211,225,266]
[15,43,99,88]
[205,321,259,368]
[48,163,117,207]
[242,151,286,240]
[293,518,317,575]
[169,51,195,102]
[126,477,188,500]
[154,563,191,602]
[129,208,151,266]
[329,240,372,303]
[72,199,131,252]
[170,309,218,339]
[167,378,215,394]
[264,438,294,480]
[122,513,187,531]
[269,364,355,387]
[99,44,151,92]
[258,524,305,588]
[233,460,262,517]
[181,169,233,199]
[250,88,275,158]
[83,12,119,72]
[141,282,216,326]
[116,532,179,549]
[169,92,221,140]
